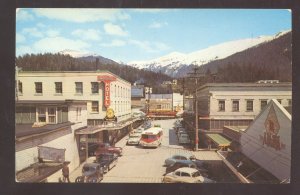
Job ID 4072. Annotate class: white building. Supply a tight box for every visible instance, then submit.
[240,99,291,182]
[194,82,292,132]
[15,70,132,182]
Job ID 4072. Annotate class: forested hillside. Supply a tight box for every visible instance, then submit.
[15,53,173,93]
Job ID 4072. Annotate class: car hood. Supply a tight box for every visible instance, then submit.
[128,138,140,141]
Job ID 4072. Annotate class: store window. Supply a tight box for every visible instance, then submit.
[35,82,43,94]
[91,82,99,94]
[246,100,253,112]
[48,107,56,123]
[92,101,99,112]
[75,82,83,94]
[55,82,62,94]
[37,107,46,122]
[261,100,268,110]
[218,100,225,111]
[232,100,239,112]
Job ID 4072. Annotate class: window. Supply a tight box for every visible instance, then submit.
[75,82,83,94]
[18,81,23,94]
[261,100,268,110]
[37,107,46,122]
[218,100,225,111]
[277,99,282,104]
[181,172,190,177]
[92,101,99,112]
[48,107,56,123]
[232,100,239,112]
[246,100,253,111]
[91,82,99,94]
[35,82,43,94]
[55,82,62,94]
[175,171,181,176]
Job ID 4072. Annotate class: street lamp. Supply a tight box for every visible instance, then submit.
[145,87,152,115]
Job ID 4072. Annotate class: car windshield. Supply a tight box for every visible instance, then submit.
[83,166,95,172]
[142,134,157,139]
[192,171,201,177]
[130,135,139,138]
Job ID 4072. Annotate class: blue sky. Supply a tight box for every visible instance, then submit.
[16,9,291,62]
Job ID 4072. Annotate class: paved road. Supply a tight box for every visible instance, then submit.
[102,119,202,183]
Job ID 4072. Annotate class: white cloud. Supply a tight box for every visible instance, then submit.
[149,21,168,29]
[129,39,170,53]
[104,23,128,36]
[71,29,101,41]
[101,40,126,47]
[33,36,90,53]
[33,9,130,23]
[22,27,44,38]
[37,23,47,28]
[46,29,60,37]
[16,33,26,43]
[16,45,35,56]
[16,9,34,21]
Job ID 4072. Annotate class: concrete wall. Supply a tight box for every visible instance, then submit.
[240,100,291,181]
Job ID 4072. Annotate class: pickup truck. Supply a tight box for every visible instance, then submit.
[94,143,122,157]
[94,153,118,173]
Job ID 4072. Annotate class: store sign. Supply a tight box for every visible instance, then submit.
[97,75,116,108]
[38,146,65,162]
[259,105,285,150]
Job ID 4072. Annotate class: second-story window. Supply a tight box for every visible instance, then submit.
[91,101,99,112]
[75,82,83,94]
[232,100,239,112]
[55,82,63,94]
[261,100,268,110]
[35,82,43,94]
[246,100,253,112]
[218,100,225,112]
[91,82,99,94]
[18,81,23,94]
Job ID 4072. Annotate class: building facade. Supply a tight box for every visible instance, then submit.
[194,82,292,132]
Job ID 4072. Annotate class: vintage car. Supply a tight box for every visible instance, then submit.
[178,133,191,144]
[130,128,143,135]
[126,133,141,145]
[94,153,118,173]
[94,143,122,157]
[164,161,209,177]
[164,154,204,167]
[75,163,104,183]
[162,167,215,183]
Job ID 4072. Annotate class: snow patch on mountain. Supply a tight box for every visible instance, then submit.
[59,49,97,58]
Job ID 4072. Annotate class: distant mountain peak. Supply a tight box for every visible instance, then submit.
[59,49,97,58]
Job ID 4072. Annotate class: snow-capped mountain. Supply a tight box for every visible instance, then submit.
[128,30,290,76]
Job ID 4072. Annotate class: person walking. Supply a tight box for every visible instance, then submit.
[62,162,70,183]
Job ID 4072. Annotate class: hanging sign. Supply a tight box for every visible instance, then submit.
[97,75,116,108]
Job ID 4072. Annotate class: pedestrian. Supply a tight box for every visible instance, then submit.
[62,161,70,183]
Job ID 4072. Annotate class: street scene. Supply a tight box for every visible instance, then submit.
[15,9,291,184]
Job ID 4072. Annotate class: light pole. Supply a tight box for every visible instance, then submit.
[145,87,152,115]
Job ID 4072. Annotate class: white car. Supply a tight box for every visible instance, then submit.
[162,167,215,183]
[127,133,141,145]
[178,133,191,144]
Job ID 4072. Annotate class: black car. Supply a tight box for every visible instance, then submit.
[164,161,209,177]
[94,153,118,173]
[75,163,104,183]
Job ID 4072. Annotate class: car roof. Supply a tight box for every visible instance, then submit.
[175,167,198,173]
[173,161,195,166]
[172,153,194,158]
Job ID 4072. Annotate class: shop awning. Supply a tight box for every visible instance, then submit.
[207,133,231,147]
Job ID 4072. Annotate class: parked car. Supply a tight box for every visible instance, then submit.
[162,167,215,183]
[131,128,143,135]
[94,153,118,173]
[127,133,141,145]
[94,143,122,157]
[75,163,104,183]
[164,161,209,177]
[164,154,204,167]
[178,133,191,144]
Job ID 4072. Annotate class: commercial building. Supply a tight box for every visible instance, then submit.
[194,81,292,132]
[15,70,134,182]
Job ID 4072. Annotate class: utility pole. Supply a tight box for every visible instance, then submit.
[187,66,205,151]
